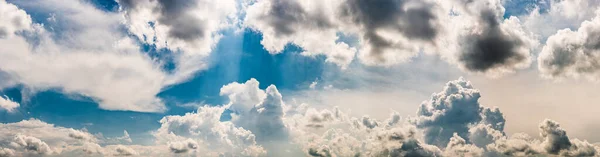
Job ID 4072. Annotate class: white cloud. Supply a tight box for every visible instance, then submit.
[0,147,14,157]
[0,96,19,112]
[117,0,238,84]
[154,105,266,156]
[411,77,506,147]
[0,78,599,156]
[538,12,600,81]
[520,0,600,41]
[11,134,53,155]
[0,0,169,112]
[244,0,356,68]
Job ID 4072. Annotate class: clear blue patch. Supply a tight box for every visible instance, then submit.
[503,0,550,18]
[88,0,119,12]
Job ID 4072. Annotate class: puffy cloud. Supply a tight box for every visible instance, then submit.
[0,148,14,157]
[443,133,484,156]
[538,13,600,81]
[0,95,19,112]
[244,0,447,67]
[244,0,355,68]
[11,134,53,155]
[487,119,600,156]
[520,0,600,40]
[412,77,506,147]
[0,78,599,156]
[154,105,266,156]
[439,0,537,76]
[168,139,198,153]
[339,0,444,66]
[0,0,31,38]
[221,79,288,141]
[114,145,138,156]
[0,0,168,112]
[244,0,540,75]
[117,0,238,83]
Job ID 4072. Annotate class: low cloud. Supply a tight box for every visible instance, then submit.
[0,78,598,156]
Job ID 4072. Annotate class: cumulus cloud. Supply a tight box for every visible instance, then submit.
[114,145,138,156]
[0,148,14,157]
[221,79,288,141]
[0,96,19,112]
[244,0,447,67]
[117,0,237,83]
[437,0,538,76]
[0,78,599,156]
[11,134,53,155]
[244,0,356,67]
[154,105,266,156]
[520,0,600,40]
[244,0,541,75]
[168,139,198,153]
[538,12,600,81]
[412,77,506,147]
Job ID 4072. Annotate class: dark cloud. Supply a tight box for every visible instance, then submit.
[117,0,206,42]
[260,0,333,37]
[458,7,528,72]
[340,0,439,57]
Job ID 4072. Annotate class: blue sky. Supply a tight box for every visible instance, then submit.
[1,0,600,156]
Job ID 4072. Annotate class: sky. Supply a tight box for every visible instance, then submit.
[0,0,600,156]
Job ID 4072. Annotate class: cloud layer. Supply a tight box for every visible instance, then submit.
[0,78,597,156]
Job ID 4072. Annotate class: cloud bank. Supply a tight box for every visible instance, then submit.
[0,78,597,156]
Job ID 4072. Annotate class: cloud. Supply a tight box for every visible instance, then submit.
[0,78,599,156]
[114,145,138,156]
[154,105,266,156]
[538,12,600,81]
[117,0,238,83]
[339,0,443,66]
[244,0,356,68]
[220,79,289,141]
[11,134,53,155]
[0,96,19,112]
[443,133,484,156]
[487,119,600,156]
[438,0,538,76]
[0,148,14,157]
[244,0,541,76]
[520,0,600,41]
[0,0,168,112]
[412,77,506,147]
[168,139,198,153]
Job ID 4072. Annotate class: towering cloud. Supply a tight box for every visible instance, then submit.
[538,13,600,81]
[412,77,506,147]
[154,105,266,156]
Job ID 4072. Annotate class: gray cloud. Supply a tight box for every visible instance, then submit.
[538,13,600,81]
[453,0,533,73]
[340,0,439,59]
[412,77,506,147]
